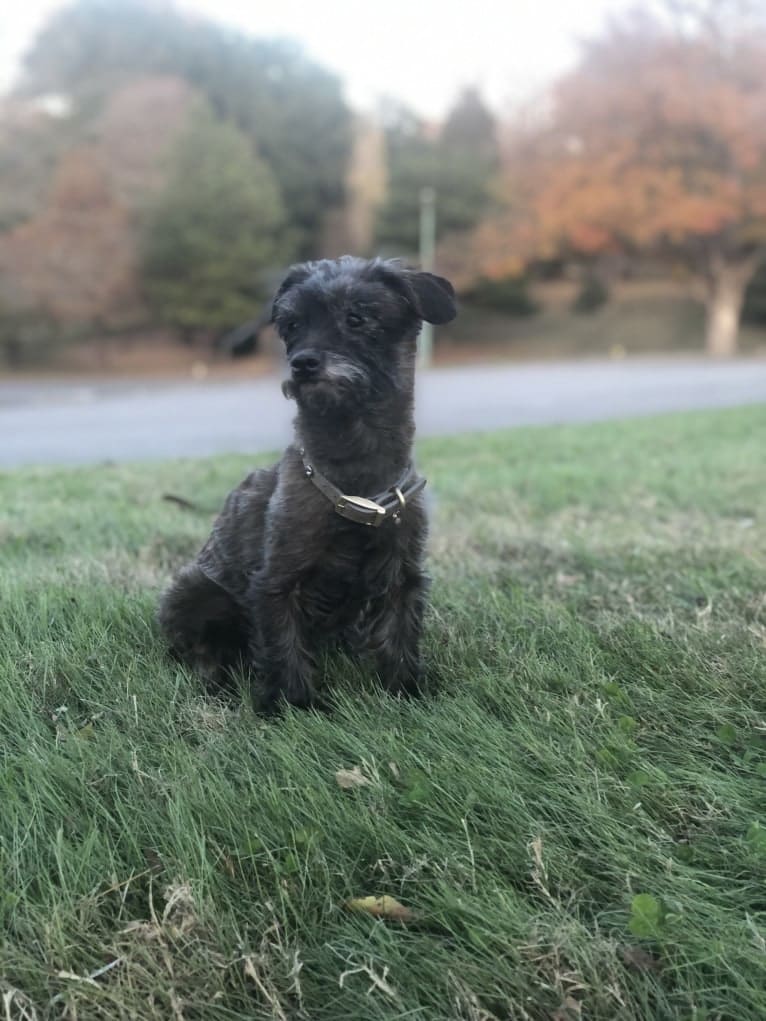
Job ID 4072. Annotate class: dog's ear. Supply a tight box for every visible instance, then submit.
[405,271,457,324]
[270,263,312,321]
[374,262,457,324]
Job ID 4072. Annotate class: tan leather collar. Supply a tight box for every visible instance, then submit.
[298,448,426,527]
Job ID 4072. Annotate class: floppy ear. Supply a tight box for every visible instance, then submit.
[405,271,457,324]
[270,263,312,321]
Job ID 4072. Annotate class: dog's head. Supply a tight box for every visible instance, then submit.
[271,257,456,410]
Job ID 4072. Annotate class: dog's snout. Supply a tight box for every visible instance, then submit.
[290,350,322,378]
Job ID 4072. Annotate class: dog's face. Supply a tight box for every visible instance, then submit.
[271,257,456,411]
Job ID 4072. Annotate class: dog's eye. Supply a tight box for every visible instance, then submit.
[282,319,299,338]
[345,312,364,329]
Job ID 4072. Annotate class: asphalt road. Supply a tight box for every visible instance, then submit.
[1,357,765,467]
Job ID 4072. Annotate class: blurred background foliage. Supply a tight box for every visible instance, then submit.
[0,0,765,368]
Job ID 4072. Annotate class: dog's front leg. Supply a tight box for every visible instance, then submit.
[250,578,316,712]
[368,565,429,697]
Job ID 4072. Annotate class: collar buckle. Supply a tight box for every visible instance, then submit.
[335,494,387,527]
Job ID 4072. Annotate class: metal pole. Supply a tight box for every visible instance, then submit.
[418,185,436,368]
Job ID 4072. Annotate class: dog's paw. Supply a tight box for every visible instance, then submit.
[251,685,327,716]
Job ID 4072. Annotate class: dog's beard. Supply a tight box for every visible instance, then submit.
[282,355,370,411]
[293,379,365,414]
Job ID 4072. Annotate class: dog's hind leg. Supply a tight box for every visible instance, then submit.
[158,565,250,691]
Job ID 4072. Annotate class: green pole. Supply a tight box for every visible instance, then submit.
[418,185,436,368]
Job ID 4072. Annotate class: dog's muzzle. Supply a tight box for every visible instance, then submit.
[287,350,368,392]
[289,350,322,382]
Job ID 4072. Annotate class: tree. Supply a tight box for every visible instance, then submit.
[141,105,288,339]
[375,104,438,254]
[743,257,766,325]
[0,99,75,233]
[477,8,766,355]
[18,0,351,257]
[0,146,140,334]
[441,87,498,164]
[93,75,195,208]
[375,90,498,256]
[0,74,198,363]
[437,88,499,244]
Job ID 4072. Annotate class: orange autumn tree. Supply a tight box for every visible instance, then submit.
[478,9,766,355]
[0,147,140,332]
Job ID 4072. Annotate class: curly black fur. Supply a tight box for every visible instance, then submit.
[158,256,457,712]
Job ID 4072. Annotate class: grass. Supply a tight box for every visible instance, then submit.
[1,405,765,1020]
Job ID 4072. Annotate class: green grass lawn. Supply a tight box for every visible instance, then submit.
[1,406,765,1020]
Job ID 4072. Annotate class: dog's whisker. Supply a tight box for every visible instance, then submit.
[322,356,369,386]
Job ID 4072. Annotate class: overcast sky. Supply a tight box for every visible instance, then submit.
[1,0,631,117]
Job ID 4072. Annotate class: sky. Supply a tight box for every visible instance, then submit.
[1,0,629,118]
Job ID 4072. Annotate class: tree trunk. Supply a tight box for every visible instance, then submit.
[704,252,761,358]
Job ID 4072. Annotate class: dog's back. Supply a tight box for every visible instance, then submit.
[197,465,278,601]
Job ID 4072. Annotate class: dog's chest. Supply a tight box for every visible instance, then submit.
[297,527,399,627]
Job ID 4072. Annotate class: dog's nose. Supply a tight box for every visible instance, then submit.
[290,351,322,378]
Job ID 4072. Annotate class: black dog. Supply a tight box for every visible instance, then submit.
[158,256,457,711]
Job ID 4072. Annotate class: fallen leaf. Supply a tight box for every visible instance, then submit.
[121,920,161,942]
[621,945,662,972]
[346,895,413,922]
[555,572,581,587]
[552,995,582,1019]
[162,492,202,511]
[143,847,164,873]
[335,766,371,789]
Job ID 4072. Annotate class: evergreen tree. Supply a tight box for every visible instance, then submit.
[141,106,287,338]
[375,90,498,255]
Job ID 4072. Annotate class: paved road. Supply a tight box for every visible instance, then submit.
[1,358,765,467]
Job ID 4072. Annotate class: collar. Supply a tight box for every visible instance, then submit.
[298,448,426,527]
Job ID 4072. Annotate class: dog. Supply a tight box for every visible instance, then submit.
[158,256,457,712]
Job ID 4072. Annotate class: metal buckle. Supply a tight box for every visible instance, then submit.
[335,494,387,527]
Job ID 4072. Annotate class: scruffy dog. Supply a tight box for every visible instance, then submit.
[158,256,457,711]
